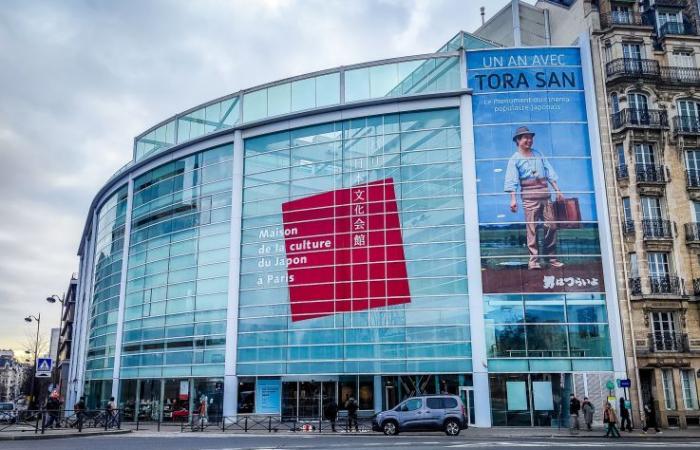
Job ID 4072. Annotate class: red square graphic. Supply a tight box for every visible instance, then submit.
[281,178,410,321]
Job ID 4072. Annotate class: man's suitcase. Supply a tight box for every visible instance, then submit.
[553,197,582,228]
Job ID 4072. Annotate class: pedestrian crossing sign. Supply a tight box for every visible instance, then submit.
[36,358,52,377]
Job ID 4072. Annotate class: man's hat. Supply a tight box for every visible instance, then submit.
[512,126,535,142]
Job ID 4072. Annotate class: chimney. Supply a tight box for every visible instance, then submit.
[480,6,485,25]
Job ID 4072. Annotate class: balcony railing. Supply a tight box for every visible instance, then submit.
[647,331,688,352]
[688,169,700,188]
[674,115,700,135]
[636,164,667,184]
[622,219,635,235]
[659,20,696,37]
[600,11,651,29]
[616,164,629,180]
[653,0,687,7]
[686,223,700,243]
[606,58,660,80]
[694,278,700,295]
[660,66,700,85]
[642,218,673,239]
[611,108,668,130]
[651,275,684,295]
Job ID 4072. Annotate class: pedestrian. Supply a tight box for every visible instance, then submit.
[603,402,621,438]
[619,397,632,432]
[197,397,208,430]
[73,396,86,429]
[569,393,581,433]
[642,399,662,434]
[106,396,117,428]
[324,399,338,432]
[345,396,359,432]
[582,396,595,431]
[43,390,61,429]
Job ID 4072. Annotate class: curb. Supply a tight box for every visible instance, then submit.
[0,430,131,441]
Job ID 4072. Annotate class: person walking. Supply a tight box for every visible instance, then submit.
[43,390,61,429]
[504,126,565,270]
[643,399,662,434]
[324,399,338,432]
[73,396,86,429]
[582,396,595,431]
[604,402,621,438]
[569,393,581,433]
[345,396,359,432]
[197,397,208,430]
[106,396,117,428]
[619,397,632,432]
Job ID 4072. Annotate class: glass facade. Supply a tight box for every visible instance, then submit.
[85,186,128,383]
[239,108,471,376]
[121,144,233,380]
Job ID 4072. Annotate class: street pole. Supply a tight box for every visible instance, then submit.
[25,313,41,409]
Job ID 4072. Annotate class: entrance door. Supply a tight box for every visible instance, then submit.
[459,386,475,426]
[283,381,337,421]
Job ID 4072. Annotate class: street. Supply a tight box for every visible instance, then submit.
[4,432,700,450]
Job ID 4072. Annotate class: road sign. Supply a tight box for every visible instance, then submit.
[617,379,631,388]
[36,358,52,378]
[605,380,615,391]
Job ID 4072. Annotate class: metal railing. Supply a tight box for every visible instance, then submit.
[685,223,700,243]
[636,164,667,184]
[629,275,684,296]
[694,278,700,296]
[674,115,700,135]
[611,108,668,130]
[642,218,673,239]
[647,331,689,352]
[606,58,660,79]
[616,164,629,180]
[687,169,700,188]
[622,219,635,235]
[0,409,121,434]
[600,11,650,29]
[661,66,700,85]
[659,20,696,37]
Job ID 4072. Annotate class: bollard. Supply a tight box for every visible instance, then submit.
[41,411,46,435]
[244,416,248,432]
[268,416,272,432]
[319,416,322,433]
[78,412,83,433]
[34,411,40,434]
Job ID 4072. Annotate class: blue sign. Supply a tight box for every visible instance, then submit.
[36,358,52,377]
[255,379,281,414]
[618,379,631,388]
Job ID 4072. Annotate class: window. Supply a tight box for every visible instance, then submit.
[648,252,670,277]
[678,100,700,132]
[681,369,699,410]
[657,9,683,31]
[693,201,700,223]
[610,93,620,114]
[628,92,649,124]
[652,311,678,351]
[635,143,660,181]
[622,42,643,60]
[673,51,694,68]
[616,143,625,166]
[622,197,632,223]
[612,5,632,24]
[686,150,700,187]
[629,253,639,278]
[662,368,677,410]
[604,42,612,63]
[403,398,422,411]
[641,197,663,220]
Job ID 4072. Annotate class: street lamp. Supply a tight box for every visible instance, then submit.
[46,294,63,304]
[24,314,40,409]
[45,294,65,397]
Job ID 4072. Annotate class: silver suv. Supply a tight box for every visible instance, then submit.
[372,395,467,436]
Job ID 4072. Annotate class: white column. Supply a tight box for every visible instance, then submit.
[512,0,522,47]
[579,33,627,381]
[373,375,382,412]
[223,130,244,419]
[460,93,492,427]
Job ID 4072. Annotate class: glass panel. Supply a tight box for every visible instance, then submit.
[243,89,268,122]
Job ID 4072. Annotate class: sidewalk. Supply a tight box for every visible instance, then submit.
[0,429,130,441]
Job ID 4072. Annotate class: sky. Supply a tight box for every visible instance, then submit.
[0,0,516,358]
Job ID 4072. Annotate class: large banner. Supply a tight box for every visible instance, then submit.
[467,47,605,294]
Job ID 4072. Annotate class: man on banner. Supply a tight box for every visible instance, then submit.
[504,126,565,270]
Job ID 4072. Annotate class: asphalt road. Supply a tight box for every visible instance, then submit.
[4,433,700,450]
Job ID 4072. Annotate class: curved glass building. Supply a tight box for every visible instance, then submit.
[69,32,627,427]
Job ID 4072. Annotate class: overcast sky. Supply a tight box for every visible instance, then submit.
[0,0,516,358]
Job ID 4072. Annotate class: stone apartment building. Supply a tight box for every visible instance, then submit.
[0,350,26,402]
[475,0,700,428]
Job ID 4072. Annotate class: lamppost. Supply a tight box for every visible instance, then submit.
[46,294,64,395]
[24,313,40,409]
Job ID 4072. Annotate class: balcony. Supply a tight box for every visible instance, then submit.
[622,219,635,235]
[645,331,689,353]
[616,163,629,180]
[606,58,660,82]
[629,275,685,296]
[660,66,700,86]
[694,278,700,295]
[652,0,687,7]
[674,115,700,136]
[659,20,696,38]
[636,164,667,184]
[611,108,668,131]
[685,222,700,244]
[642,218,673,240]
[600,11,652,29]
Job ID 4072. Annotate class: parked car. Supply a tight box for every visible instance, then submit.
[0,402,16,423]
[372,395,467,436]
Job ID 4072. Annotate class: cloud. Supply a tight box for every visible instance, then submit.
[0,0,511,355]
